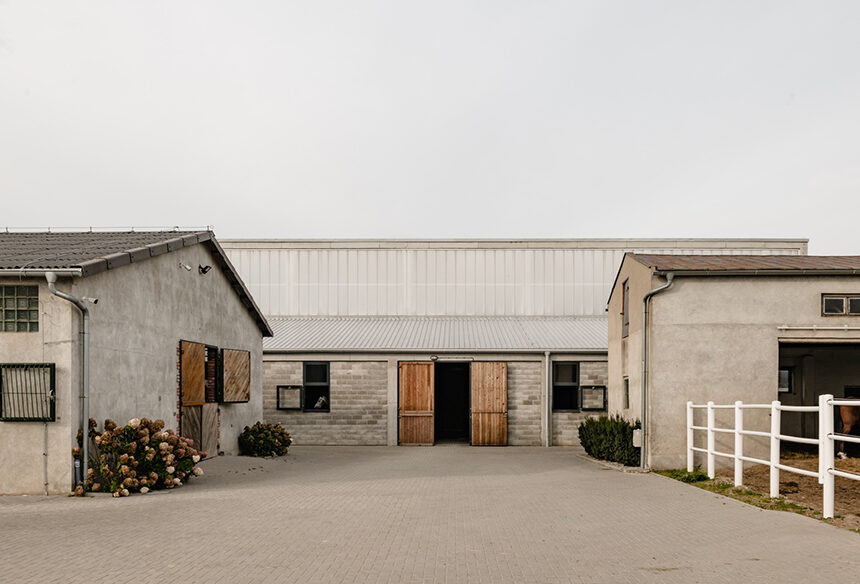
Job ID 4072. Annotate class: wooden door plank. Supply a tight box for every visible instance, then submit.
[223,349,251,403]
[398,362,434,445]
[471,362,508,446]
[201,403,219,458]
[180,341,206,406]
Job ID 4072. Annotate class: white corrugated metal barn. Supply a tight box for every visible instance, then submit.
[222,239,807,447]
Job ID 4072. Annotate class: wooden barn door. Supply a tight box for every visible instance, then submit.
[179,341,205,452]
[398,362,434,445]
[471,362,508,446]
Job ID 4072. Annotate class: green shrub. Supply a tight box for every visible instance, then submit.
[81,418,204,496]
[238,422,292,457]
[578,415,640,466]
[660,467,709,483]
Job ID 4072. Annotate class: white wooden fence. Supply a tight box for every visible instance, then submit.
[686,394,860,518]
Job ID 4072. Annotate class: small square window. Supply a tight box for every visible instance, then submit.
[850,298,860,315]
[276,385,302,410]
[0,285,38,332]
[823,297,845,314]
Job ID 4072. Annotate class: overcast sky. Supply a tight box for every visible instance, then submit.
[1,2,858,253]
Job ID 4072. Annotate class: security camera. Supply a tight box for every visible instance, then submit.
[83,297,99,304]
[179,262,193,271]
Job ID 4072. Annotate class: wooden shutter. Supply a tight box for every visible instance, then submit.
[222,349,251,403]
[471,362,507,446]
[180,341,205,406]
[398,362,434,445]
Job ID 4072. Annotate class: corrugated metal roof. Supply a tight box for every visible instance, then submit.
[264,316,608,352]
[631,254,860,272]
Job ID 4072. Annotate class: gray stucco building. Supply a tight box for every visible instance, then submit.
[0,231,271,494]
[608,253,860,470]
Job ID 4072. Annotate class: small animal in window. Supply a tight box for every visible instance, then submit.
[314,396,329,409]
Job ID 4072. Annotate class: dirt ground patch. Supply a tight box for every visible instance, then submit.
[711,453,860,531]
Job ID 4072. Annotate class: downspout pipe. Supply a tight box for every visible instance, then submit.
[46,272,89,488]
[640,272,675,470]
[544,351,551,447]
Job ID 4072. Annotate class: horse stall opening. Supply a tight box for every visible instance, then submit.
[779,342,860,452]
[434,362,470,443]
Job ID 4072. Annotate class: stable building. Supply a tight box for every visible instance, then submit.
[0,231,271,494]
[608,254,860,470]
[222,238,807,447]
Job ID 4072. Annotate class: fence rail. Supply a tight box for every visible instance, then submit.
[686,394,859,519]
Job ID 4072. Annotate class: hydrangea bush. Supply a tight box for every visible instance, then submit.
[238,422,292,457]
[78,418,205,497]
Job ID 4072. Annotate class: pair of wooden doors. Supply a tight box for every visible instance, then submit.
[179,340,252,457]
[398,361,507,446]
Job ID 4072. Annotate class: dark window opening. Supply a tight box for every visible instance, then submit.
[822,295,860,316]
[205,345,221,403]
[434,362,470,442]
[303,362,330,412]
[552,362,580,411]
[0,363,55,421]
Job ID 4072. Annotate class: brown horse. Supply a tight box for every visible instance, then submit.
[837,405,860,459]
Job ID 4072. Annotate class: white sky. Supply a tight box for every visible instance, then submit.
[1,1,858,254]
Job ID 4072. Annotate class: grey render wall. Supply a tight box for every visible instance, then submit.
[0,281,75,494]
[610,269,860,470]
[552,360,608,446]
[263,360,388,445]
[67,242,264,457]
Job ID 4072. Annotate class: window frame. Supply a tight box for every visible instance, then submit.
[822,294,860,316]
[778,367,793,394]
[623,377,630,409]
[1,285,39,333]
[551,361,580,412]
[621,279,630,338]
[302,361,330,412]
[276,385,303,410]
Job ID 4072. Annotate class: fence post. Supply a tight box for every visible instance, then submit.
[687,401,694,472]
[707,401,715,479]
[821,394,835,518]
[734,401,743,487]
[770,400,780,498]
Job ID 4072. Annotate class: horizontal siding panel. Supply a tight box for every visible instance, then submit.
[223,242,805,317]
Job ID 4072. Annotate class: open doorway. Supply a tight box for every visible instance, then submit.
[434,362,470,443]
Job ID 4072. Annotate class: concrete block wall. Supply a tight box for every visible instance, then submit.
[264,360,388,445]
[507,361,542,445]
[552,360,608,446]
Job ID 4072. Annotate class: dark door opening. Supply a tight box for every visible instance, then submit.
[434,362,470,442]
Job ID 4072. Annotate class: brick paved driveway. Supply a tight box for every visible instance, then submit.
[2,446,859,583]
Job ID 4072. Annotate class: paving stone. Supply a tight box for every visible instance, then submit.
[2,446,859,583]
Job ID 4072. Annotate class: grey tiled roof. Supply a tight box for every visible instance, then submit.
[0,230,272,336]
[632,254,860,272]
[264,315,608,352]
[0,231,206,272]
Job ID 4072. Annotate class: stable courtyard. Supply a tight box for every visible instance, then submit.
[2,446,859,583]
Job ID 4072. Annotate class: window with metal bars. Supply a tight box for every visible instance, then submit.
[1,285,39,332]
[0,363,55,421]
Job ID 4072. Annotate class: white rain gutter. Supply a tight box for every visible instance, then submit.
[640,272,675,471]
[45,272,90,488]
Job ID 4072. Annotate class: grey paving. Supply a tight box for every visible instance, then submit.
[1,446,858,583]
